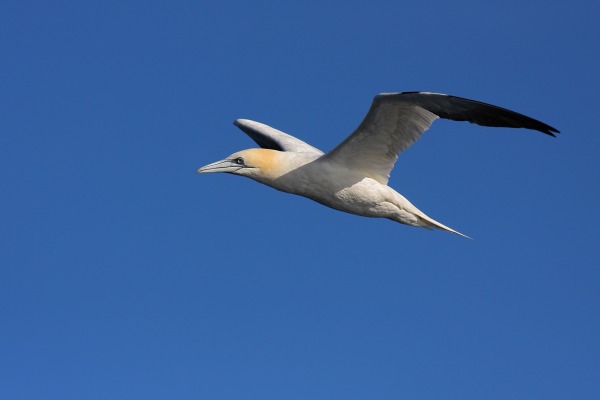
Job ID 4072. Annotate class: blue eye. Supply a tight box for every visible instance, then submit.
[234,157,244,165]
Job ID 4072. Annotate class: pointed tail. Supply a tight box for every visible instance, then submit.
[417,213,472,239]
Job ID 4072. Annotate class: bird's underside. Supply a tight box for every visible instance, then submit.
[198,92,559,237]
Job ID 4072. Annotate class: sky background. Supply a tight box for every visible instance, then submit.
[1,1,599,399]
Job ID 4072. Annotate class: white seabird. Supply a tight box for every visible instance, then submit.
[198,92,559,237]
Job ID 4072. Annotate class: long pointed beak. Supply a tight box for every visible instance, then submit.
[197,159,242,174]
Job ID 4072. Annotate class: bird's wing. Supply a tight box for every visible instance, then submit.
[324,92,559,185]
[234,119,324,155]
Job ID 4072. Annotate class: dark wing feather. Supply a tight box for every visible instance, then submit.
[324,92,559,185]
[395,92,559,136]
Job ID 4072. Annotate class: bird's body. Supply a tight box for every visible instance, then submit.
[198,92,559,237]
[246,150,451,232]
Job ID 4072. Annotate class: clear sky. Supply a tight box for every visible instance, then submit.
[1,1,599,399]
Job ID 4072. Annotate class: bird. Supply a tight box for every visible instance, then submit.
[197,92,559,237]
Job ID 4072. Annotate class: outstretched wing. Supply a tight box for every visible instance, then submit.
[234,119,323,155]
[324,92,559,185]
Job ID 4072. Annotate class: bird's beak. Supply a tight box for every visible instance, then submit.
[197,159,242,174]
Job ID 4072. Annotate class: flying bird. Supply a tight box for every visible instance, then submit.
[198,92,559,237]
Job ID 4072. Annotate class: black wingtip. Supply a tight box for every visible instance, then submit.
[540,125,560,138]
[376,92,560,138]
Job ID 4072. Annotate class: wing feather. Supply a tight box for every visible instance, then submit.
[234,119,323,155]
[324,92,559,184]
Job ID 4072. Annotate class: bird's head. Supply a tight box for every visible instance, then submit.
[197,148,284,181]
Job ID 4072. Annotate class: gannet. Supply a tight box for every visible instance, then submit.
[198,92,559,237]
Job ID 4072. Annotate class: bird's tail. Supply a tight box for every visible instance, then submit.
[416,213,471,239]
[390,190,471,238]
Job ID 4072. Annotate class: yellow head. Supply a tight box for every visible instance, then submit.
[197,148,285,182]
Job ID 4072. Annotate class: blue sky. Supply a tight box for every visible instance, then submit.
[1,1,599,399]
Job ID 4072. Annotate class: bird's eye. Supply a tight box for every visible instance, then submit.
[234,157,244,165]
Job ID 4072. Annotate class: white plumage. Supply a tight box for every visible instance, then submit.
[198,92,558,237]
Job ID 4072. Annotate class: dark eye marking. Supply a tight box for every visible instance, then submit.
[234,157,244,165]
